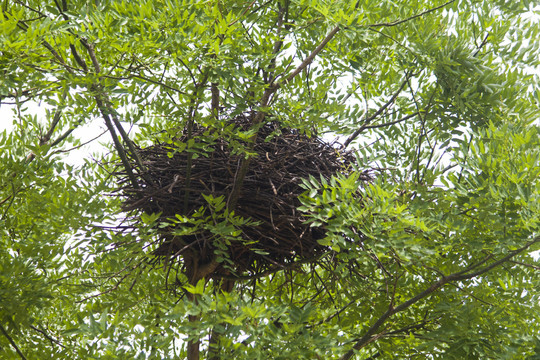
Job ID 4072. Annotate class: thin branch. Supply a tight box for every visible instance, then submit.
[6,2,92,78]
[48,127,76,148]
[509,260,540,271]
[40,106,64,146]
[83,43,151,185]
[211,82,220,118]
[226,90,273,209]
[50,0,89,71]
[84,41,101,74]
[51,128,108,155]
[473,33,490,57]
[0,323,28,360]
[338,237,540,360]
[363,111,419,130]
[267,0,291,84]
[343,73,411,148]
[30,325,65,349]
[76,272,132,303]
[384,316,438,337]
[13,0,47,17]
[94,91,139,188]
[107,71,188,95]
[368,0,457,28]
[280,25,341,87]
[182,67,212,212]
[214,252,331,281]
[228,0,257,26]
[368,27,419,57]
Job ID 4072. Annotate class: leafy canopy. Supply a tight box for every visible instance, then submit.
[1,0,539,359]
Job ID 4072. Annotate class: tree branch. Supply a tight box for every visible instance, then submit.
[279,25,341,87]
[343,73,411,148]
[30,325,65,349]
[0,323,28,360]
[368,0,457,28]
[338,237,540,360]
[108,71,188,95]
[509,260,540,271]
[94,91,139,189]
[362,111,419,130]
[82,42,152,186]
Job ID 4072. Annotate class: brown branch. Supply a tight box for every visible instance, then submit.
[362,111,419,130]
[84,41,101,74]
[226,89,273,210]
[182,68,212,212]
[94,91,139,188]
[338,237,540,360]
[51,0,89,71]
[211,82,220,118]
[279,25,341,87]
[6,10,75,75]
[343,73,411,148]
[0,323,28,360]
[69,43,89,72]
[108,71,188,95]
[51,128,108,155]
[0,87,41,101]
[30,325,65,349]
[384,316,439,337]
[48,127,76,148]
[509,260,540,271]
[40,107,63,146]
[24,91,70,162]
[83,42,152,186]
[8,1,94,77]
[368,0,457,28]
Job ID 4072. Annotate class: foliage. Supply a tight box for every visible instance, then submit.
[1,0,539,359]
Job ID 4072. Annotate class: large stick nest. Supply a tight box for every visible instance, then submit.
[116,114,369,280]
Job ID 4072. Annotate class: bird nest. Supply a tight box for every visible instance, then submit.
[116,114,369,282]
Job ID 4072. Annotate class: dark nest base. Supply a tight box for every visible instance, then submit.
[116,114,369,281]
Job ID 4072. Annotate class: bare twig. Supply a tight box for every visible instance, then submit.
[51,128,108,155]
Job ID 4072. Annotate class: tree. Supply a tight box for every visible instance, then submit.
[1,0,539,359]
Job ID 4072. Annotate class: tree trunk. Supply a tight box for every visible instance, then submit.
[207,279,235,360]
